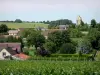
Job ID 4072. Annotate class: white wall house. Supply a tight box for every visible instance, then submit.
[8,30,19,36]
[0,49,11,60]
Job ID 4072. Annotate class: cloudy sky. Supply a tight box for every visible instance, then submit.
[0,0,100,23]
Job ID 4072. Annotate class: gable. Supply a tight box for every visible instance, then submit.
[0,49,11,56]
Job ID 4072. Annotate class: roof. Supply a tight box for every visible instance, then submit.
[14,53,30,60]
[0,43,21,52]
[8,30,19,34]
[0,47,17,55]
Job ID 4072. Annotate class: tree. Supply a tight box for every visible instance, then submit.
[69,28,83,38]
[60,43,76,54]
[81,21,84,26]
[21,29,35,38]
[37,46,50,57]
[0,24,8,33]
[47,30,71,52]
[15,19,22,23]
[26,31,45,49]
[87,28,100,50]
[96,23,100,31]
[91,19,96,28]
[77,39,92,54]
[44,41,57,53]
[48,30,71,51]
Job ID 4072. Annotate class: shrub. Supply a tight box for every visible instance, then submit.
[60,43,76,54]
[44,41,57,53]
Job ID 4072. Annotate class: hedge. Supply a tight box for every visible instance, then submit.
[51,54,92,58]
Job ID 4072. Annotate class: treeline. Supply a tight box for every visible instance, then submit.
[0,19,74,25]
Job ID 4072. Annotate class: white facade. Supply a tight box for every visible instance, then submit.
[0,49,11,60]
[8,30,19,36]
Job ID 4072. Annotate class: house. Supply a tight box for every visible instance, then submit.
[0,43,29,60]
[59,25,69,30]
[8,30,19,36]
[0,47,17,60]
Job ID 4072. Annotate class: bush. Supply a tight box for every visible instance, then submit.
[44,41,57,53]
[60,43,76,54]
[69,28,83,38]
[51,54,91,58]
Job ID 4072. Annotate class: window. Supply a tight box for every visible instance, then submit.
[2,52,6,57]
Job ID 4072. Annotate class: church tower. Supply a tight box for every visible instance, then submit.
[76,16,82,25]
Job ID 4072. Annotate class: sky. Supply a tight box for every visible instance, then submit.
[0,0,100,23]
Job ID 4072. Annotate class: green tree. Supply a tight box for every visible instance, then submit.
[81,21,84,26]
[96,23,100,31]
[0,24,8,33]
[21,29,35,38]
[15,19,22,23]
[69,28,83,38]
[44,41,57,53]
[48,30,71,51]
[60,43,76,54]
[26,31,45,49]
[87,28,100,50]
[91,19,96,28]
[77,39,92,54]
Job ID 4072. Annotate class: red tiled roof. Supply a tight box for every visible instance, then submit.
[14,53,30,60]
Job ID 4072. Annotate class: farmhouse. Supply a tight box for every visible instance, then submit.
[8,30,19,36]
[0,47,18,60]
[0,43,29,60]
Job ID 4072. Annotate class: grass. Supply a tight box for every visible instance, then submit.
[0,61,100,75]
[0,22,48,29]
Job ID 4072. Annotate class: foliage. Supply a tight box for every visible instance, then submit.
[0,24,8,33]
[48,30,71,51]
[79,24,89,31]
[23,48,35,56]
[81,20,84,26]
[87,28,100,50]
[69,28,83,38]
[15,19,22,23]
[51,54,91,57]
[0,61,100,75]
[91,19,96,28]
[26,31,45,49]
[36,46,50,57]
[77,39,92,54]
[60,43,76,54]
[96,23,100,31]
[44,41,57,53]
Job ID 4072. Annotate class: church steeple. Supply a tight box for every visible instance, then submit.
[76,15,82,25]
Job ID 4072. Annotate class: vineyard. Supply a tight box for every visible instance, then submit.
[0,61,100,75]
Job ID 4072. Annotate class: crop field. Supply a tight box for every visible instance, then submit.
[0,61,100,75]
[0,22,48,29]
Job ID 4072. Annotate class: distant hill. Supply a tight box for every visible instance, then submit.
[0,22,48,29]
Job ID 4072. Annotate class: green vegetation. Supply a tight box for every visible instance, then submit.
[0,61,100,75]
[0,22,48,29]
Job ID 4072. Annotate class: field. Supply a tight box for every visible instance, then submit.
[0,22,48,29]
[0,61,100,75]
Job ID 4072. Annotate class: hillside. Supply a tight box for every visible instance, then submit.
[0,22,48,29]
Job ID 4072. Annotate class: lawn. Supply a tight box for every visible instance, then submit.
[0,61,100,75]
[0,22,48,29]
